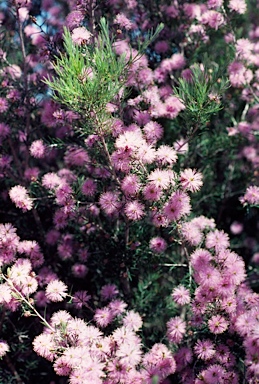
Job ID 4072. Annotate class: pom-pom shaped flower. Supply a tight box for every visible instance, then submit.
[167,317,186,344]
[71,27,92,45]
[194,339,216,360]
[149,236,167,253]
[29,139,46,158]
[180,168,203,192]
[208,315,229,334]
[171,285,191,305]
[9,185,33,212]
[45,279,68,302]
[124,200,145,221]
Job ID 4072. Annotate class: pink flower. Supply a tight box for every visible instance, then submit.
[229,0,247,14]
[124,200,145,221]
[167,317,186,343]
[149,236,167,253]
[208,315,229,334]
[100,284,119,300]
[241,185,259,205]
[0,98,8,113]
[0,340,10,358]
[33,333,56,361]
[99,191,121,215]
[45,279,68,302]
[9,185,33,212]
[180,168,203,192]
[29,139,46,158]
[72,263,88,278]
[71,27,92,45]
[143,121,163,143]
[206,229,230,253]
[114,13,134,30]
[171,285,191,305]
[156,145,177,166]
[194,339,216,360]
[94,307,113,327]
[148,169,173,189]
[121,174,141,196]
[163,191,191,221]
[123,310,143,331]
[72,290,91,309]
[201,10,225,30]
[81,179,97,197]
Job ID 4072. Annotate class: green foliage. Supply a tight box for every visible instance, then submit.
[174,61,229,129]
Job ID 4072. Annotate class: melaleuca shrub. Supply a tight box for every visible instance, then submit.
[1,0,259,383]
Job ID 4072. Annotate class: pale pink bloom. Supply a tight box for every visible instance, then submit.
[71,27,92,44]
[29,139,46,158]
[45,279,67,302]
[42,172,63,189]
[148,169,172,189]
[9,185,33,212]
[181,221,203,246]
[229,0,247,14]
[114,13,134,30]
[94,307,113,327]
[167,317,186,343]
[194,339,216,360]
[0,284,12,304]
[149,236,167,253]
[180,168,203,192]
[235,38,254,61]
[201,10,225,30]
[164,96,185,119]
[123,310,143,331]
[228,61,253,87]
[115,130,144,150]
[0,340,9,358]
[33,333,56,361]
[156,145,177,165]
[171,285,191,305]
[136,143,156,164]
[241,185,259,205]
[124,200,145,221]
[20,276,38,296]
[230,221,243,234]
[208,315,229,334]
[65,10,84,29]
